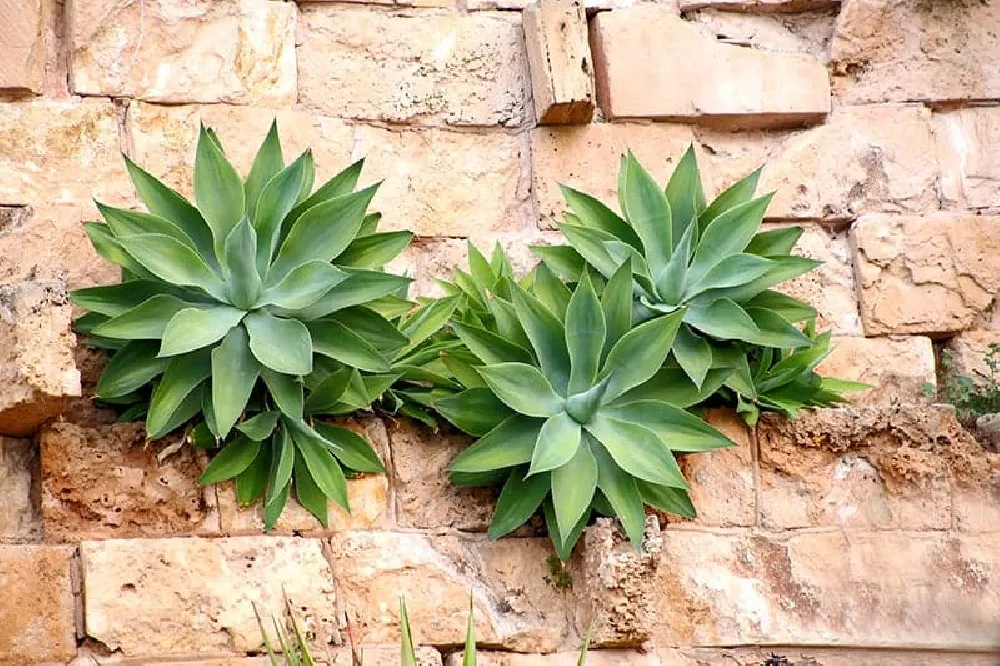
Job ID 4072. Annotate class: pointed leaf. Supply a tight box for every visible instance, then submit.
[688,194,772,286]
[601,400,735,452]
[329,307,408,354]
[450,415,543,473]
[158,306,245,357]
[529,411,581,475]
[488,468,550,539]
[452,321,534,366]
[309,320,391,372]
[146,349,211,438]
[746,225,802,257]
[194,125,245,254]
[637,481,695,518]
[238,411,280,441]
[313,422,385,473]
[591,435,646,548]
[254,151,311,272]
[543,497,588,561]
[398,295,460,356]
[337,231,413,268]
[744,290,816,322]
[559,184,642,248]
[600,310,684,402]
[287,418,349,510]
[511,285,571,396]
[199,436,262,484]
[586,413,687,487]
[664,145,706,243]
[294,453,328,526]
[211,325,261,438]
[685,298,760,342]
[235,445,269,505]
[620,151,672,275]
[93,294,199,340]
[434,388,514,436]
[116,233,228,300]
[551,440,597,536]
[259,261,348,310]
[532,263,572,322]
[223,219,263,310]
[244,310,313,375]
[284,158,364,232]
[84,222,153,278]
[531,244,586,282]
[600,262,632,362]
[478,363,564,418]
[745,307,813,348]
[566,274,606,395]
[98,202,197,250]
[684,253,773,300]
[280,270,411,320]
[95,340,168,398]
[672,325,712,388]
[244,120,284,222]
[261,367,303,418]
[265,427,295,514]
[699,166,762,231]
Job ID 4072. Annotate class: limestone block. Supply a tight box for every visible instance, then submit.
[446,651,661,665]
[0,0,45,93]
[0,281,80,436]
[81,536,338,658]
[0,437,40,540]
[0,545,76,664]
[935,107,1000,211]
[680,0,838,9]
[851,214,1000,336]
[816,336,936,406]
[523,0,595,125]
[138,649,443,666]
[684,9,838,60]
[68,0,296,105]
[297,8,531,127]
[945,332,1000,388]
[451,650,1000,666]
[590,7,830,127]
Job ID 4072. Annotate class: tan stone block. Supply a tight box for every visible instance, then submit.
[590,7,830,127]
[0,0,45,93]
[127,102,355,200]
[353,126,531,237]
[330,532,576,651]
[0,545,76,664]
[0,437,40,540]
[82,536,338,657]
[684,9,837,60]
[453,650,1000,666]
[360,647,444,666]
[131,649,444,666]
[68,0,296,105]
[40,422,218,541]
[523,0,594,125]
[446,651,663,665]
[935,107,1000,211]
[817,336,936,406]
[0,100,131,208]
[945,332,1000,388]
[679,0,839,9]
[851,214,1000,336]
[531,122,697,227]
[830,0,1000,105]
[297,8,531,127]
[0,282,80,436]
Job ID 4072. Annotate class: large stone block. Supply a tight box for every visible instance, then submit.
[935,107,1000,212]
[297,8,531,127]
[680,0,839,9]
[0,545,76,664]
[329,532,577,652]
[590,7,830,127]
[0,0,45,93]
[0,437,40,540]
[0,281,80,436]
[944,332,1000,388]
[830,0,1000,104]
[68,0,296,105]
[452,650,1000,666]
[40,422,218,541]
[816,336,936,406]
[684,9,837,60]
[523,0,594,125]
[851,214,1000,336]
[136,649,443,666]
[677,410,755,528]
[81,537,338,658]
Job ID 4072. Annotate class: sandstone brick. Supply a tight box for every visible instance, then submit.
[0,281,80,436]
[445,651,662,665]
[0,545,76,664]
[353,125,531,237]
[0,100,131,209]
[329,532,576,651]
[297,8,531,127]
[684,9,837,61]
[523,0,594,125]
[0,0,45,93]
[935,107,1000,212]
[945,332,1000,388]
[134,649,444,666]
[816,336,936,406]
[467,0,640,11]
[68,0,296,105]
[679,0,839,10]
[0,437,40,540]
[590,7,830,127]
[830,0,1000,105]
[454,650,1000,666]
[82,536,338,657]
[357,647,444,666]
[851,214,1000,336]
[40,422,218,541]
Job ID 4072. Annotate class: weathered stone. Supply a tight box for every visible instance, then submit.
[684,9,838,61]
[830,0,1000,105]
[387,418,495,531]
[531,122,696,227]
[0,437,40,540]
[358,647,444,666]
[352,125,531,237]
[124,649,444,666]
[816,336,936,406]
[523,0,594,125]
[677,410,754,528]
[680,0,839,10]
[40,422,218,541]
[945,332,1000,388]
[127,102,355,200]
[0,545,76,664]
[590,7,830,127]
[82,537,338,657]
[446,651,661,665]
[0,0,45,93]
[851,214,1000,336]
[0,100,131,209]
[467,0,639,11]
[297,8,531,127]
[936,107,1000,212]
[68,0,296,105]
[0,281,80,436]
[452,650,1000,666]
[330,532,576,651]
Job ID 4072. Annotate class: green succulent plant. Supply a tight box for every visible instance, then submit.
[71,121,413,529]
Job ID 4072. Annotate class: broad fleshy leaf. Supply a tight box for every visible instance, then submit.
[529,411,581,475]
[244,310,313,375]
[158,306,245,357]
[211,325,261,438]
[477,363,565,418]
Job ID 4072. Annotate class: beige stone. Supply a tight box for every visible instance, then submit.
[40,422,218,541]
[680,0,839,9]
[0,437,40,540]
[446,651,661,665]
[684,9,838,60]
[935,107,1000,211]
[817,336,936,406]
[0,281,80,436]
[352,125,531,238]
[677,410,755,528]
[523,0,594,125]
[454,650,1000,666]
[297,8,531,127]
[330,532,576,651]
[851,214,1000,336]
[830,0,1000,105]
[945,332,1000,388]
[590,8,830,127]
[134,648,444,666]
[82,536,338,657]
[68,0,296,105]
[0,545,76,664]
[0,100,131,209]
[0,0,45,93]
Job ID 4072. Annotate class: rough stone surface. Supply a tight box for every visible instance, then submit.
[82,537,338,657]
[0,545,76,664]
[590,7,830,127]
[0,281,80,436]
[677,410,755,528]
[68,0,296,105]
[0,0,45,93]
[816,336,937,406]
[680,0,839,9]
[523,0,594,125]
[0,100,131,209]
[330,532,576,651]
[110,648,444,665]
[0,437,40,540]
[830,0,1000,104]
[297,8,531,127]
[851,214,1000,336]
[945,332,1000,388]
[685,8,838,60]
[452,651,1000,666]
[935,107,1000,212]
[40,422,218,541]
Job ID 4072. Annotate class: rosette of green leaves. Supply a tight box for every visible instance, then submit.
[532,147,821,393]
[71,122,412,528]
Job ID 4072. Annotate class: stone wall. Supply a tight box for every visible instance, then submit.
[0,0,999,664]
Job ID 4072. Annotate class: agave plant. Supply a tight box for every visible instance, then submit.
[71,122,413,528]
